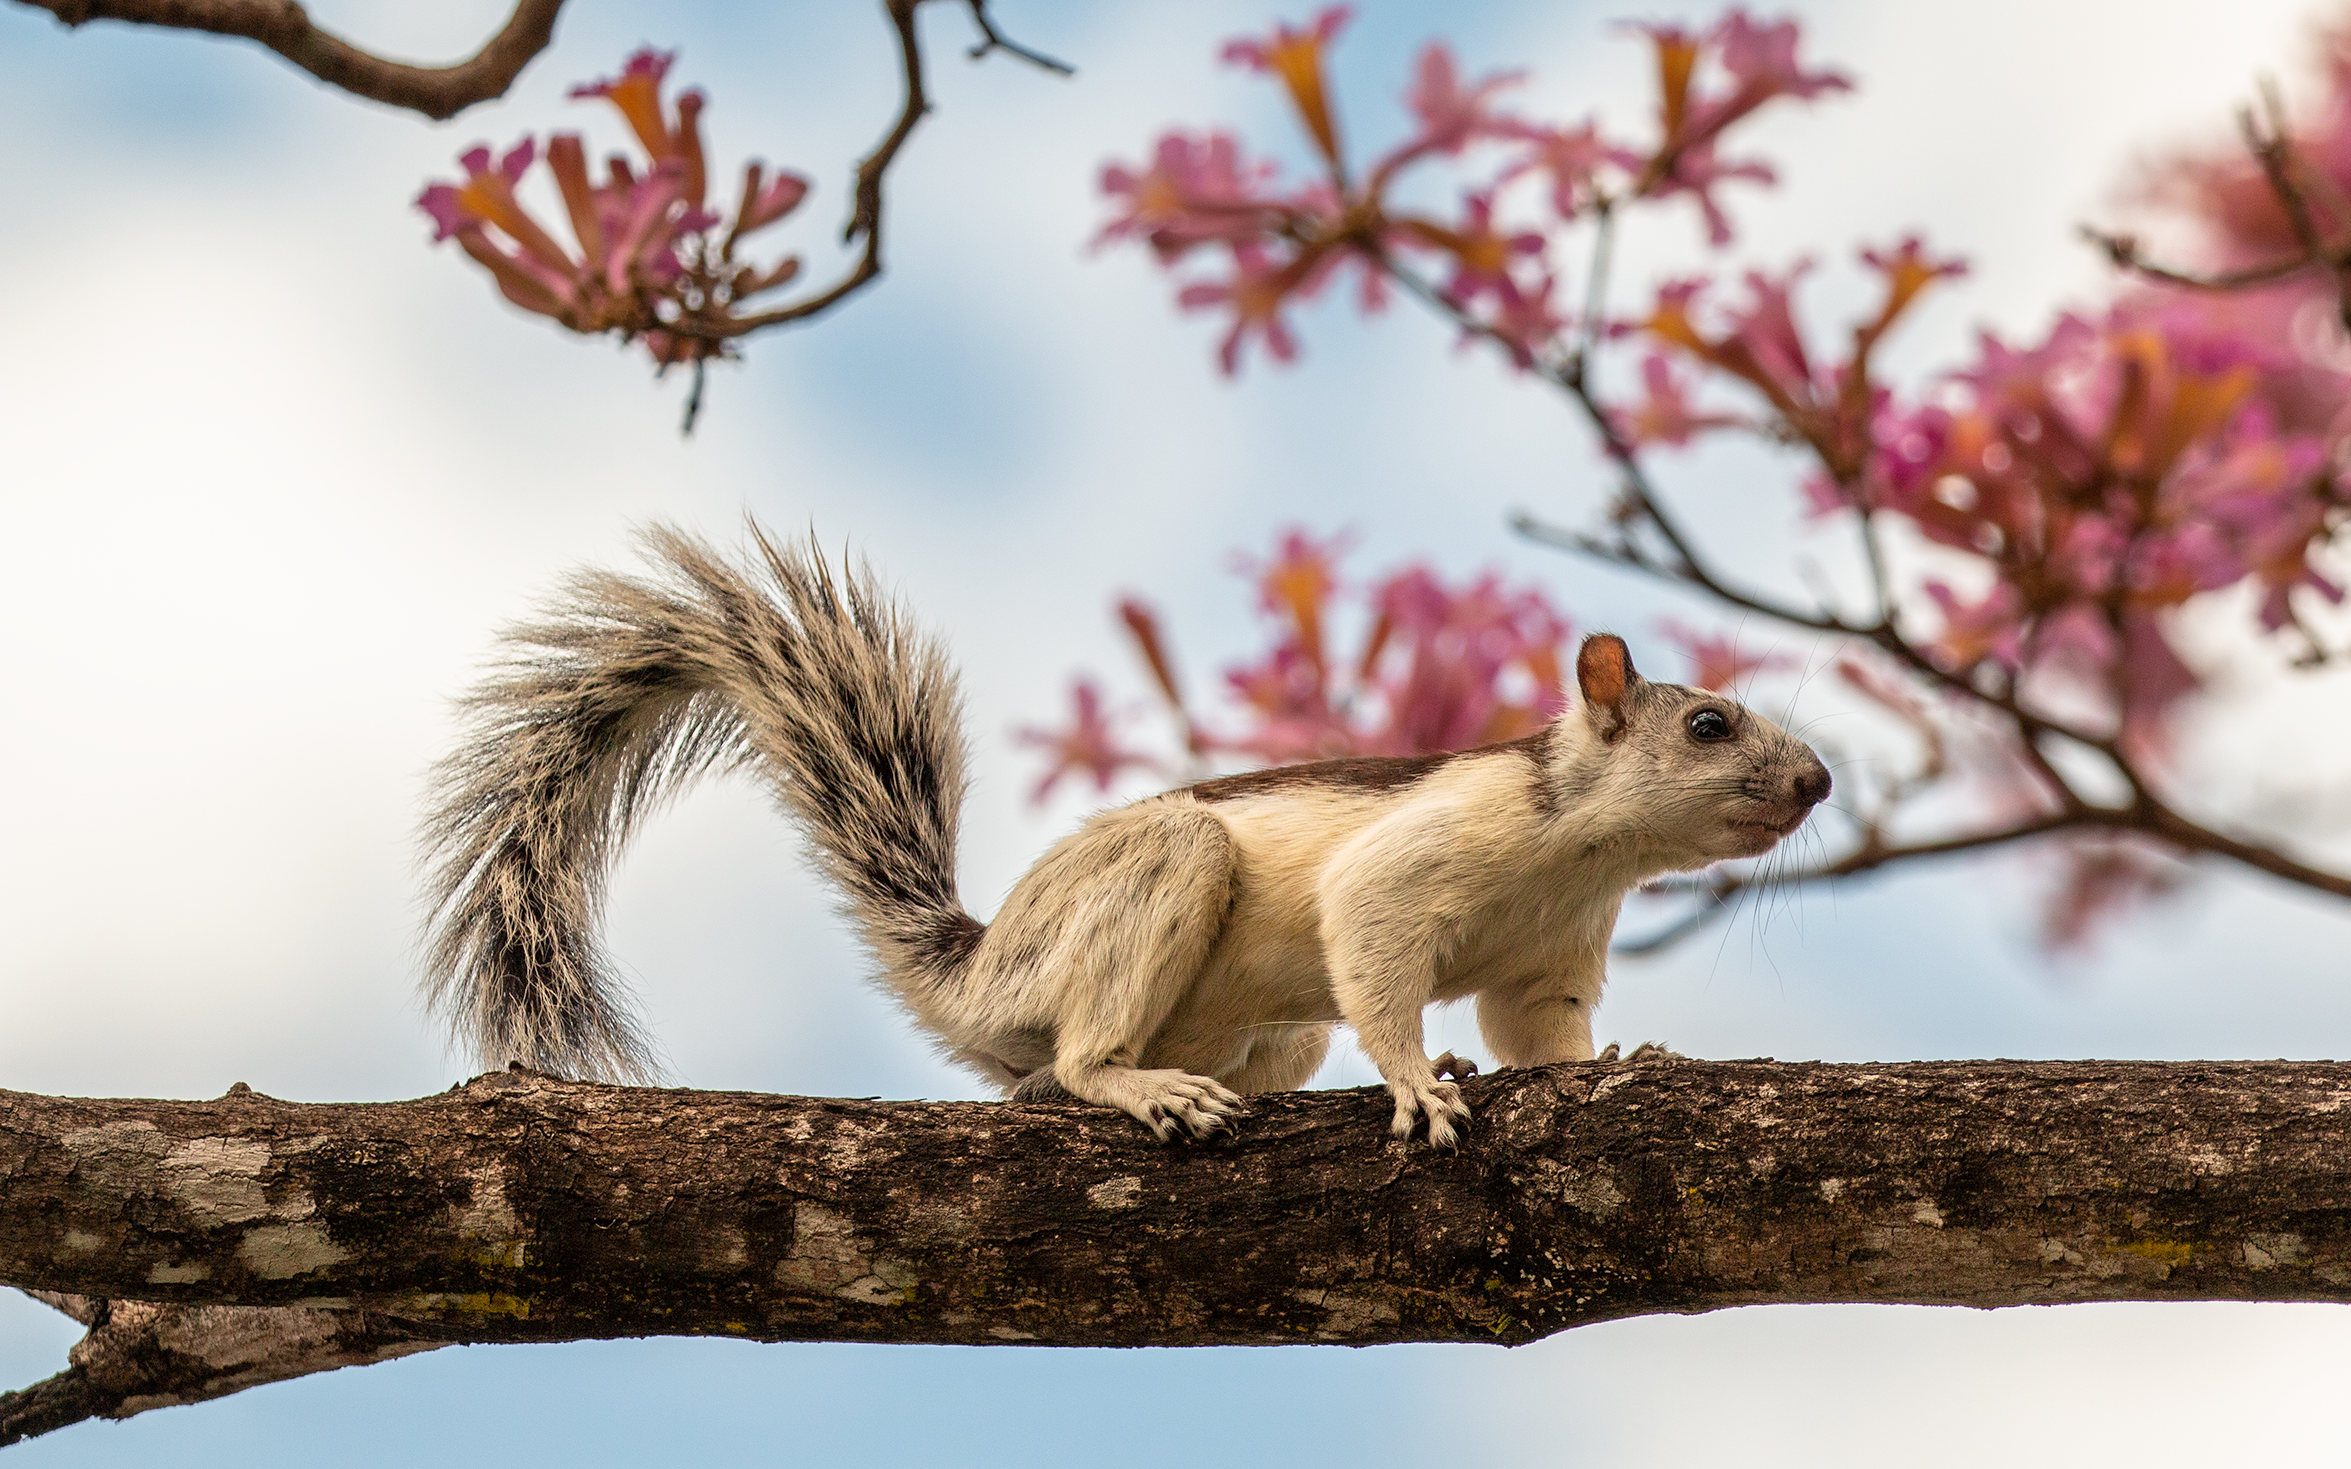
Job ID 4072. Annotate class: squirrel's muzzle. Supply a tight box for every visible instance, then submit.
[1791,759,1831,810]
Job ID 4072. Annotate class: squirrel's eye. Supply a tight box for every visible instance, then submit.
[1687,709,1733,742]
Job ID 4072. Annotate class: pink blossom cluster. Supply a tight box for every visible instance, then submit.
[417,49,811,368]
[1212,529,1574,763]
[1021,528,1786,800]
[1627,248,2347,752]
[1862,306,2344,744]
[1629,237,1969,477]
[1097,7,1847,372]
[1023,530,1578,798]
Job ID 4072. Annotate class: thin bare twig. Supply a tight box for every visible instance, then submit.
[15,0,566,120]
[719,0,1070,337]
[1617,814,2082,952]
[2082,76,2351,331]
[1572,196,1618,369]
[1621,784,2351,950]
[963,0,1073,74]
[622,0,1068,430]
[2079,226,2314,292]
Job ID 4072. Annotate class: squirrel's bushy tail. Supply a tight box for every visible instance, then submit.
[419,523,975,1083]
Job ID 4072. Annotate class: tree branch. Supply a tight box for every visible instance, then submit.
[1617,814,2080,951]
[1,1297,441,1443]
[9,1062,2351,1442]
[1618,779,2351,952]
[721,0,1070,338]
[2081,78,2351,328]
[13,0,566,121]
[2079,226,2315,292]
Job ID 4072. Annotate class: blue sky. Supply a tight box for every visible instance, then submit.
[4,0,2350,1463]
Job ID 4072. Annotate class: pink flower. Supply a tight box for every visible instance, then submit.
[1222,7,1354,169]
[1711,12,1853,118]
[1393,194,1560,364]
[1366,42,1525,187]
[570,48,677,158]
[732,162,811,238]
[1097,132,1286,263]
[1404,43,1522,153]
[1508,121,1639,223]
[1854,236,1969,361]
[1425,196,1543,300]
[1178,242,1328,373]
[1018,680,1160,803]
[417,48,815,375]
[1647,141,1776,247]
[1645,264,1816,420]
[1240,526,1349,678]
[1631,11,1850,244]
[1612,354,1745,448]
[1718,264,1815,398]
[415,139,584,323]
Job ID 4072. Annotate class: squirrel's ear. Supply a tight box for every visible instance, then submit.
[1576,633,1642,742]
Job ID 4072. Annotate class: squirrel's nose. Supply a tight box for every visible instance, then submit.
[1792,760,1831,808]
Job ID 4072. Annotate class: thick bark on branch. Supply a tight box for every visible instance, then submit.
[13,0,564,120]
[7,1060,2351,1440]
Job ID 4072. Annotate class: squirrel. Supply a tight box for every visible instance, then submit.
[419,522,1830,1146]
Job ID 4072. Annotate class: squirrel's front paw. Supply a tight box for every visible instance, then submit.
[1386,1062,1474,1149]
[1119,1069,1248,1142]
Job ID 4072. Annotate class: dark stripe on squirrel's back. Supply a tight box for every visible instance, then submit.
[1186,730,1550,804]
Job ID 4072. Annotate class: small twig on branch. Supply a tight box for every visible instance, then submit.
[14,0,566,121]
[0,1296,441,1445]
[963,0,1073,74]
[1618,813,2084,951]
[2083,75,2351,334]
[721,0,1071,336]
[2079,226,2314,292]
[1621,776,2351,949]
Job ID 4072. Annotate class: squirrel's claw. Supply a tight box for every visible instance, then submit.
[1387,1056,1475,1148]
[1120,1069,1246,1143]
[1431,1049,1480,1082]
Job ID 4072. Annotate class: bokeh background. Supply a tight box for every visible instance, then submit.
[4,1,2350,1463]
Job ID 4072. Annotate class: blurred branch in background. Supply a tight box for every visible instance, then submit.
[11,0,567,120]
[1068,6,2351,951]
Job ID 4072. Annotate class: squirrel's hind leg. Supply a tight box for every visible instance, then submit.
[1476,985,1598,1067]
[984,806,1244,1142]
[1221,1024,1334,1094]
